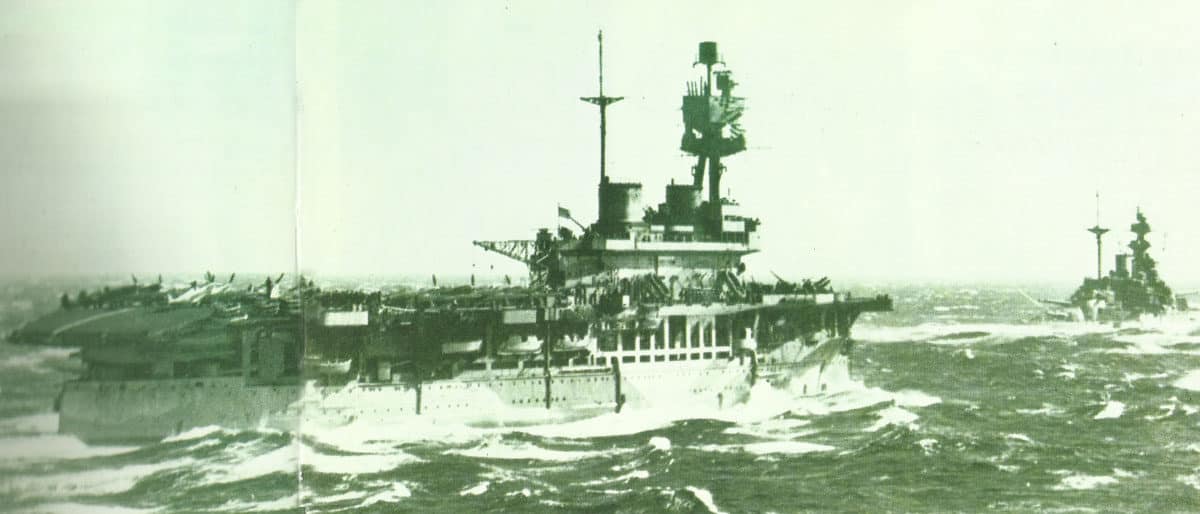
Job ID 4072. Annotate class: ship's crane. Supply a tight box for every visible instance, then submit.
[472,240,537,265]
[473,238,557,287]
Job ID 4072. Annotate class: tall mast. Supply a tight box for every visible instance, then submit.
[1087,192,1109,280]
[580,31,624,185]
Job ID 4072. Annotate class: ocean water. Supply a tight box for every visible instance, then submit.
[1,279,1199,513]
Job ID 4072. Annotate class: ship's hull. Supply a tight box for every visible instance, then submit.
[58,337,852,443]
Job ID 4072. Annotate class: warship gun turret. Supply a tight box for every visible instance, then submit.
[37,35,891,443]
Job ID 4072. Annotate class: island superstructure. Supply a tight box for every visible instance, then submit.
[12,36,892,442]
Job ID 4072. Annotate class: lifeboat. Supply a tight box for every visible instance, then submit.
[554,334,596,352]
[441,339,483,355]
[498,334,543,354]
[307,358,352,375]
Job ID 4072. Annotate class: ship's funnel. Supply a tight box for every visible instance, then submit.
[666,183,701,223]
[598,181,644,233]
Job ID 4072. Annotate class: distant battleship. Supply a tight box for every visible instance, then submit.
[1035,204,1193,323]
[9,35,891,442]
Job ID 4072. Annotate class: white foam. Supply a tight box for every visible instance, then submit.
[1005,433,1034,444]
[1144,404,1176,421]
[1016,403,1065,416]
[1105,337,1172,355]
[0,412,58,434]
[162,425,228,442]
[0,347,74,371]
[0,435,136,466]
[301,442,421,474]
[519,410,676,439]
[893,389,942,408]
[196,443,296,486]
[866,406,919,432]
[302,488,368,506]
[853,321,1112,345]
[518,383,799,439]
[916,438,938,455]
[357,482,413,507]
[580,469,650,486]
[1093,401,1125,420]
[932,305,980,312]
[1100,318,1200,355]
[213,493,300,512]
[684,486,727,514]
[302,415,485,453]
[692,440,834,455]
[741,441,835,455]
[648,436,671,452]
[1122,371,1169,383]
[1173,370,1200,391]
[0,458,193,499]
[1114,317,1200,342]
[24,503,157,514]
[459,481,490,496]
[1111,468,1139,479]
[710,382,810,424]
[1052,473,1119,491]
[445,440,605,462]
[722,418,812,439]
[788,384,938,419]
[1178,472,1200,491]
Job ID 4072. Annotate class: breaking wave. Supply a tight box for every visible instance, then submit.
[0,435,136,467]
[853,321,1114,345]
[1172,370,1200,392]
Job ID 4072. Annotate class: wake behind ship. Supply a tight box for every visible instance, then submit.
[11,36,892,442]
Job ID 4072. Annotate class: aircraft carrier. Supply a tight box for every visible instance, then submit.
[10,36,892,442]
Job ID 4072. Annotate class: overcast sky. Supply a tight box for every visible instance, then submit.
[3,1,1200,285]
